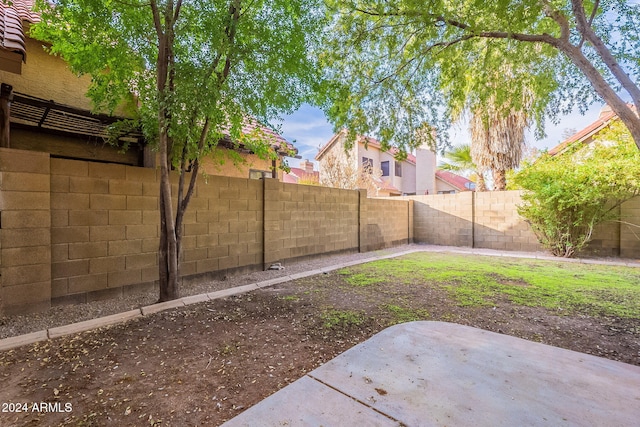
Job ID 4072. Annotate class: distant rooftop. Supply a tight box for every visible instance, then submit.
[548,105,635,156]
[435,170,475,192]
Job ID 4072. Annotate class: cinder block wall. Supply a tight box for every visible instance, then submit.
[620,198,640,258]
[49,159,160,304]
[49,159,266,306]
[2,146,637,316]
[0,148,412,315]
[407,190,640,257]
[0,148,52,315]
[188,175,264,275]
[473,191,541,252]
[363,197,411,251]
[409,192,474,247]
[263,180,360,266]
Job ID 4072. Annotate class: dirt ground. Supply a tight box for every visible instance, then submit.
[1,267,639,427]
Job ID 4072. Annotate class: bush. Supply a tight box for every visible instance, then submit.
[511,122,640,257]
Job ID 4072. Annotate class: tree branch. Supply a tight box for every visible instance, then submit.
[577,0,599,48]
[149,0,163,39]
[571,0,640,110]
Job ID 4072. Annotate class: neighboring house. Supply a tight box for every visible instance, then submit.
[549,104,636,156]
[0,0,294,178]
[316,130,471,196]
[435,170,476,194]
[316,130,433,196]
[283,159,320,185]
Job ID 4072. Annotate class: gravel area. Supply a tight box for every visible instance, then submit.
[0,245,417,340]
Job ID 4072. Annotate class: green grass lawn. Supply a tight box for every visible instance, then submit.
[338,252,640,318]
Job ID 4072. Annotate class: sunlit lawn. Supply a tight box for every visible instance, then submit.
[338,252,640,318]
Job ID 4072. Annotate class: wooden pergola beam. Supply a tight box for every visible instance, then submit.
[0,83,13,148]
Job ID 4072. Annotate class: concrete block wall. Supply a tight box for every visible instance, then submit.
[49,160,266,306]
[263,180,360,266]
[409,192,474,247]
[2,146,637,315]
[473,191,541,252]
[363,197,411,251]
[0,148,52,315]
[49,158,160,304]
[0,148,413,315]
[406,190,639,257]
[620,198,640,258]
[188,175,264,275]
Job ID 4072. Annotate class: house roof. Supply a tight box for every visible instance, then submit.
[548,104,635,156]
[435,170,474,192]
[316,130,416,165]
[282,167,319,184]
[375,178,401,194]
[237,118,297,157]
[1,0,39,61]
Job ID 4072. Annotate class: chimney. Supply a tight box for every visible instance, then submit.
[301,159,314,174]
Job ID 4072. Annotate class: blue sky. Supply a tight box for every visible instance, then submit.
[277,102,606,169]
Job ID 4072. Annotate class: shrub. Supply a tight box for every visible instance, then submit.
[511,122,640,257]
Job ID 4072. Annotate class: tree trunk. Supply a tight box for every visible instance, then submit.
[158,153,180,302]
[493,169,506,191]
[476,173,487,192]
[555,40,640,151]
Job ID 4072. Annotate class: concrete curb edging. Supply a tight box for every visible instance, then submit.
[48,309,143,339]
[0,246,637,352]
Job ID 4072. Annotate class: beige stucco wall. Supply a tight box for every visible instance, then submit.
[318,133,417,195]
[435,178,460,194]
[199,149,281,180]
[1,37,95,111]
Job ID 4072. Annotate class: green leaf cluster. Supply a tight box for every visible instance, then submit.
[318,0,640,153]
[511,121,640,257]
[32,0,324,166]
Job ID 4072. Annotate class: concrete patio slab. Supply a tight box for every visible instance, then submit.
[224,375,398,427]
[222,321,640,427]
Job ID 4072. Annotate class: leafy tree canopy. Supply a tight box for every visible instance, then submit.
[32,0,324,301]
[318,0,640,154]
[33,0,323,163]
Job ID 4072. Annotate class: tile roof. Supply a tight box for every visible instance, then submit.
[435,170,474,192]
[375,178,401,194]
[548,105,635,156]
[239,118,296,157]
[283,166,319,183]
[1,0,39,61]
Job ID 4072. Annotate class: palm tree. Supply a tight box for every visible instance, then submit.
[439,144,487,191]
[469,98,529,191]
